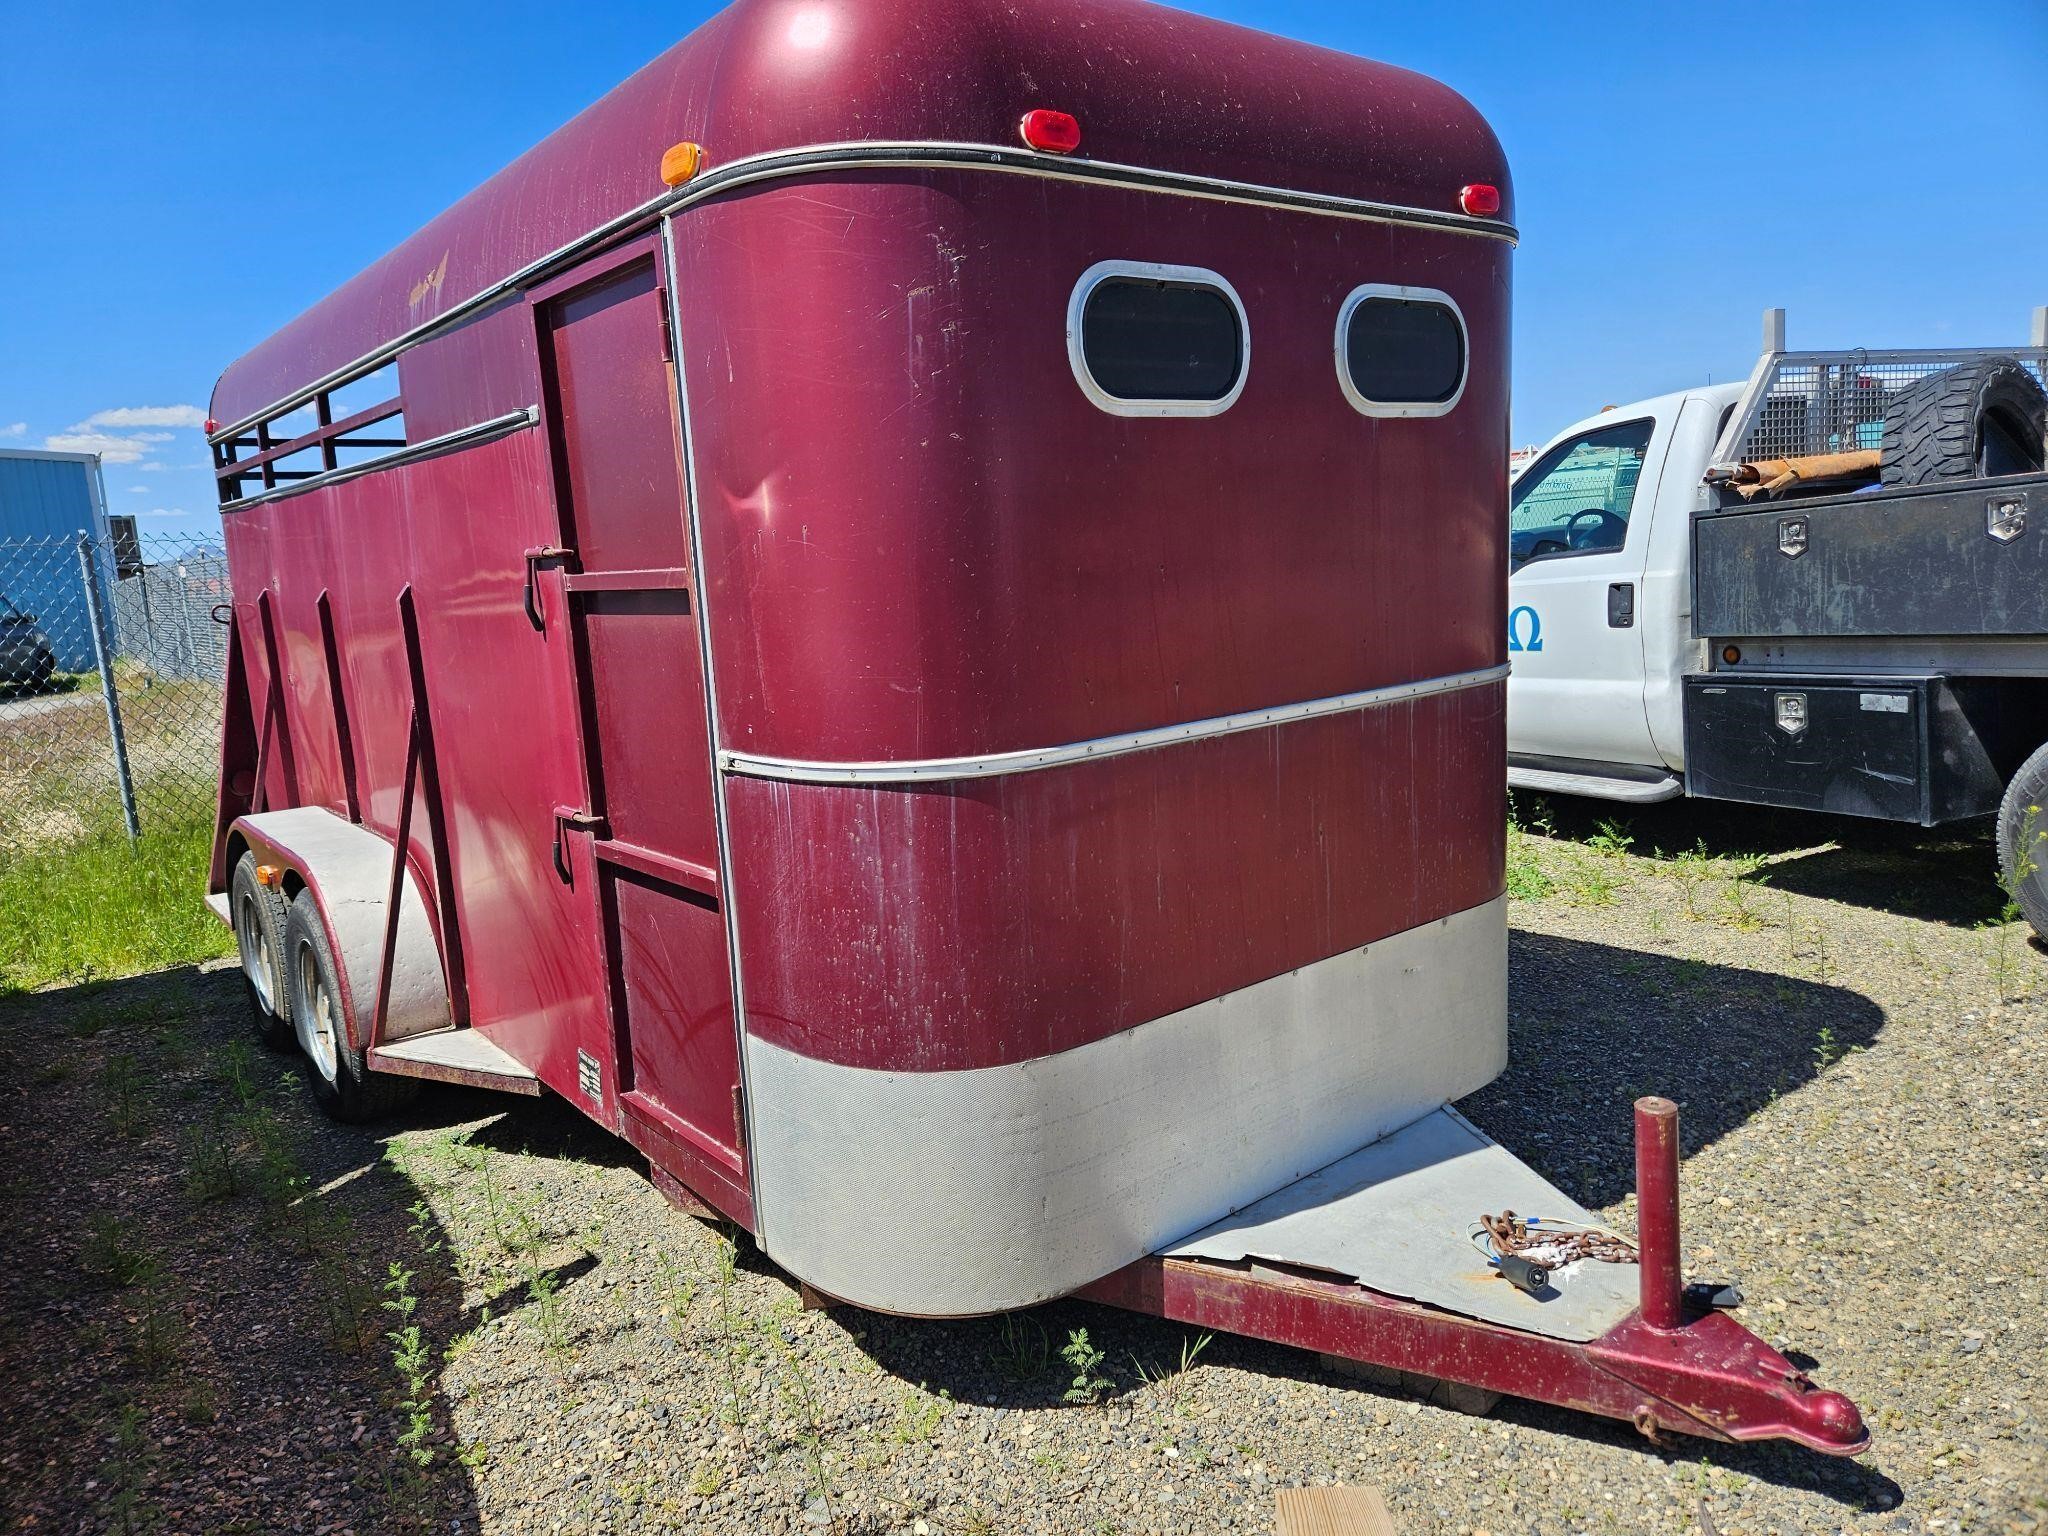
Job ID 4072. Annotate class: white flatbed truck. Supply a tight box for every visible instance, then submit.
[1506,309,2048,938]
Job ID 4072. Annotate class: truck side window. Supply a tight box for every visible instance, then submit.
[1336,285,1466,417]
[1509,418,1654,567]
[1068,261,1248,417]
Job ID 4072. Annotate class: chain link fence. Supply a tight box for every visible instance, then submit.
[1,531,230,857]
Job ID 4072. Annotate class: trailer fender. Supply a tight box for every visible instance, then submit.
[228,806,451,1051]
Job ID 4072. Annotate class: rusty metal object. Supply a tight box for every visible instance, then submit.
[1707,449,1882,498]
[1480,1209,1638,1268]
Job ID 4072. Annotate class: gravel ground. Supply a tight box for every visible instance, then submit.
[3,799,2044,1535]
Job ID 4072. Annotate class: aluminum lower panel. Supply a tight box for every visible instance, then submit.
[744,895,1507,1316]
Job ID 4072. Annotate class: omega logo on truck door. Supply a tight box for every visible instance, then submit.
[1506,605,1544,653]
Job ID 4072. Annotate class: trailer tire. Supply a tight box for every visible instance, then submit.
[229,852,293,1049]
[283,888,419,1123]
[1880,356,2048,488]
[1997,740,2048,944]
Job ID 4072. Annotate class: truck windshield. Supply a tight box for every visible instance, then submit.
[1509,418,1654,566]
[0,591,22,622]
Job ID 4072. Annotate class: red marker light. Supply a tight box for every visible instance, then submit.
[204,417,220,434]
[1019,109,1082,155]
[1459,183,1501,217]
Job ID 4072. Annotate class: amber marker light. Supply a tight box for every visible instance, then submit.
[255,863,281,887]
[1722,645,1743,665]
[660,141,705,187]
[1019,109,1082,155]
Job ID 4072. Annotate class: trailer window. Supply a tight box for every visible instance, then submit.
[1509,418,1655,567]
[1068,261,1248,417]
[1336,285,1466,417]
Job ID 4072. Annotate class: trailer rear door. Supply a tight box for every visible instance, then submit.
[537,247,745,1197]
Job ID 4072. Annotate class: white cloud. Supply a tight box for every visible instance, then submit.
[139,461,168,472]
[43,430,173,464]
[0,421,24,438]
[82,405,207,430]
[139,507,188,519]
[126,484,151,493]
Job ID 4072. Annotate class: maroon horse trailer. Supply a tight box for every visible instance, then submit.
[203,0,1867,1454]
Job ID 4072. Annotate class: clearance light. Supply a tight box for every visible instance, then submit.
[1459,183,1501,217]
[255,863,281,887]
[204,417,220,435]
[1019,109,1082,155]
[659,141,705,187]
[1722,645,1743,665]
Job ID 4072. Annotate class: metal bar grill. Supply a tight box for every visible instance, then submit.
[1716,346,2048,469]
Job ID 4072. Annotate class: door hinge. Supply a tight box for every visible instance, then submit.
[551,804,609,883]
[656,285,675,362]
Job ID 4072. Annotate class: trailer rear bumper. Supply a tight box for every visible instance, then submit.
[1080,1097,1868,1457]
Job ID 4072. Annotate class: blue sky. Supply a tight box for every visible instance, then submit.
[3,1,2044,542]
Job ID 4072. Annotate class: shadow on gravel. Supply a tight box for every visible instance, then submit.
[446,1082,641,1170]
[0,962,481,1535]
[1521,790,2008,928]
[1463,931,1885,1211]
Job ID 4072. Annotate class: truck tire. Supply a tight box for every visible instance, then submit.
[1880,356,2048,488]
[282,888,419,1123]
[229,852,293,1050]
[1998,741,2048,944]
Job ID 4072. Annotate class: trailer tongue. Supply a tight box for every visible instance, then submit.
[1084,1098,1868,1455]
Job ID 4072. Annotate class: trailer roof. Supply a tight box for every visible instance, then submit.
[211,0,1510,429]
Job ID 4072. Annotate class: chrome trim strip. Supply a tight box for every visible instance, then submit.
[1067,259,1250,418]
[217,407,538,513]
[211,140,1517,447]
[720,663,1509,785]
[661,215,769,1235]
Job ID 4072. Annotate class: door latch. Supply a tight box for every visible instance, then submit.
[551,804,608,883]
[1606,581,1635,628]
[523,546,574,631]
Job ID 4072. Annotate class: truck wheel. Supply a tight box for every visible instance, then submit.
[282,888,419,1123]
[229,852,293,1050]
[1997,740,2048,943]
[1880,356,2048,487]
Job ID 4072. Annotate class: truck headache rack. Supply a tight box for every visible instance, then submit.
[1713,329,2048,472]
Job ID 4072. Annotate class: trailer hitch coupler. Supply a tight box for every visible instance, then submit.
[1634,1096,1684,1331]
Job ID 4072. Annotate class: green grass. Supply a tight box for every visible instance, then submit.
[0,805,231,995]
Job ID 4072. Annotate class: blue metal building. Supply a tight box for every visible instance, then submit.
[0,448,114,671]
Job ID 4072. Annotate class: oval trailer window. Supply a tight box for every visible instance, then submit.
[1069,262,1248,417]
[1337,286,1467,418]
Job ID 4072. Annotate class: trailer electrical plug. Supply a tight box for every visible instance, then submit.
[1498,1252,1551,1295]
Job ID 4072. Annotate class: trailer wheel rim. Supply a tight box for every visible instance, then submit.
[293,940,341,1083]
[235,891,276,1014]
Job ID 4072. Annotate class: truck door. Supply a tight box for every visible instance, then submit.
[1505,412,1672,769]
[535,247,745,1186]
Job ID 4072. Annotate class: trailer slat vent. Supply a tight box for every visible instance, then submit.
[212,362,409,507]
